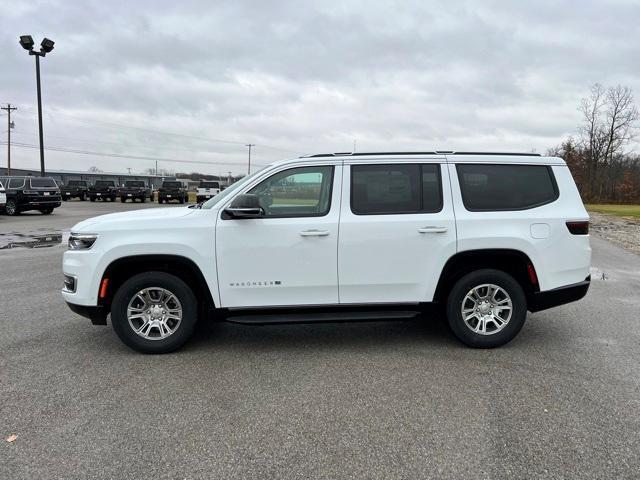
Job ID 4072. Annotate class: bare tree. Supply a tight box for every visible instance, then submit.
[579,83,638,200]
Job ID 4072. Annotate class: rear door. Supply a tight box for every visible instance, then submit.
[338,157,457,303]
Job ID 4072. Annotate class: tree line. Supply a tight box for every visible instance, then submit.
[549,83,639,204]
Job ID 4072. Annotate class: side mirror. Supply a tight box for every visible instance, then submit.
[224,194,264,218]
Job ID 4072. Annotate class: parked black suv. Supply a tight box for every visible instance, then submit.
[60,180,90,201]
[0,176,61,215]
[88,180,118,202]
[119,180,153,203]
[158,181,187,204]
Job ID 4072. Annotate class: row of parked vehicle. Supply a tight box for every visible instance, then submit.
[0,176,222,215]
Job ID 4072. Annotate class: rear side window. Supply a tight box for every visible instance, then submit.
[351,164,442,215]
[456,164,558,211]
[8,178,25,188]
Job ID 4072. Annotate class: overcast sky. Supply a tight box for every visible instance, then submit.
[1,0,639,176]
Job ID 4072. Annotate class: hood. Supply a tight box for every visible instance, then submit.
[72,207,196,233]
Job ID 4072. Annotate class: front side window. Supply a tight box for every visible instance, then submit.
[248,166,334,218]
[351,164,443,215]
[456,164,558,211]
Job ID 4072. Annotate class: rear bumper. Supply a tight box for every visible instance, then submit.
[66,301,108,325]
[528,275,590,312]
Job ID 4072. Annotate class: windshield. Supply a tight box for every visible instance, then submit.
[202,167,269,210]
[200,181,219,188]
[95,181,114,187]
[125,181,145,187]
[68,180,86,186]
[162,182,182,188]
[30,178,57,188]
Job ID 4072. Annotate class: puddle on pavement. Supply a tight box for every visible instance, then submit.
[0,230,68,250]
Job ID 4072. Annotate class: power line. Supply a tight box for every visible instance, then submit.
[16,105,303,155]
[0,141,270,168]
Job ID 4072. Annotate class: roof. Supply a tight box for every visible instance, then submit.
[302,151,541,158]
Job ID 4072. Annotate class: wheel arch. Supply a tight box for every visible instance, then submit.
[433,249,539,305]
[99,254,215,315]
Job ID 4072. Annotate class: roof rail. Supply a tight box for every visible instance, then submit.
[301,151,541,158]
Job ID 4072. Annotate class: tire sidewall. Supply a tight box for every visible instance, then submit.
[111,272,198,354]
[447,269,527,348]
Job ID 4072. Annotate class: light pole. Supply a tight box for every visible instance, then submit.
[19,35,54,177]
[245,143,255,175]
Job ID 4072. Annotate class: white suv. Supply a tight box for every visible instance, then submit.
[62,152,591,353]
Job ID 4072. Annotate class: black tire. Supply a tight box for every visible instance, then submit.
[62,197,67,201]
[141,196,146,203]
[40,208,54,215]
[179,197,185,204]
[80,193,86,201]
[446,269,527,348]
[90,196,95,202]
[120,197,126,203]
[5,199,19,216]
[111,272,198,354]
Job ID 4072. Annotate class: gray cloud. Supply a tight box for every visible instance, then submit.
[1,0,639,175]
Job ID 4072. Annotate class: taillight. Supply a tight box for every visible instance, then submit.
[566,221,589,235]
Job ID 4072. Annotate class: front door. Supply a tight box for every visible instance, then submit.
[216,163,342,308]
[338,159,457,304]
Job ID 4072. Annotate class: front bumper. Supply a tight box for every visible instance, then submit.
[528,275,591,312]
[66,302,108,325]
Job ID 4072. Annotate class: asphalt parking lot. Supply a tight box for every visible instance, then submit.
[1,202,639,479]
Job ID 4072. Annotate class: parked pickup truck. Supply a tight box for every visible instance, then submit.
[119,180,153,203]
[158,181,188,204]
[89,180,118,202]
[63,151,591,353]
[61,180,90,201]
[196,180,220,203]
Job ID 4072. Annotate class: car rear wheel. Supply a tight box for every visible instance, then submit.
[5,199,19,216]
[80,193,86,201]
[90,196,95,202]
[111,272,198,354]
[40,208,54,215]
[446,269,527,348]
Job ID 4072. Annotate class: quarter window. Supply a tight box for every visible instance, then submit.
[456,164,558,211]
[8,178,25,189]
[351,164,442,215]
[248,166,334,218]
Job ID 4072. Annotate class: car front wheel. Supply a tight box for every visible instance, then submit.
[111,272,198,354]
[446,269,527,348]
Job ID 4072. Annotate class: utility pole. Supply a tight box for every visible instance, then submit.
[245,144,255,175]
[1,104,17,175]
[127,167,131,175]
[228,170,232,187]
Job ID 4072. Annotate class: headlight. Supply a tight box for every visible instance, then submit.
[68,233,98,250]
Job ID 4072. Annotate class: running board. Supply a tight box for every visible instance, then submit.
[226,310,421,325]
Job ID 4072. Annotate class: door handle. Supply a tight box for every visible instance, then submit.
[418,226,448,234]
[300,229,330,237]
